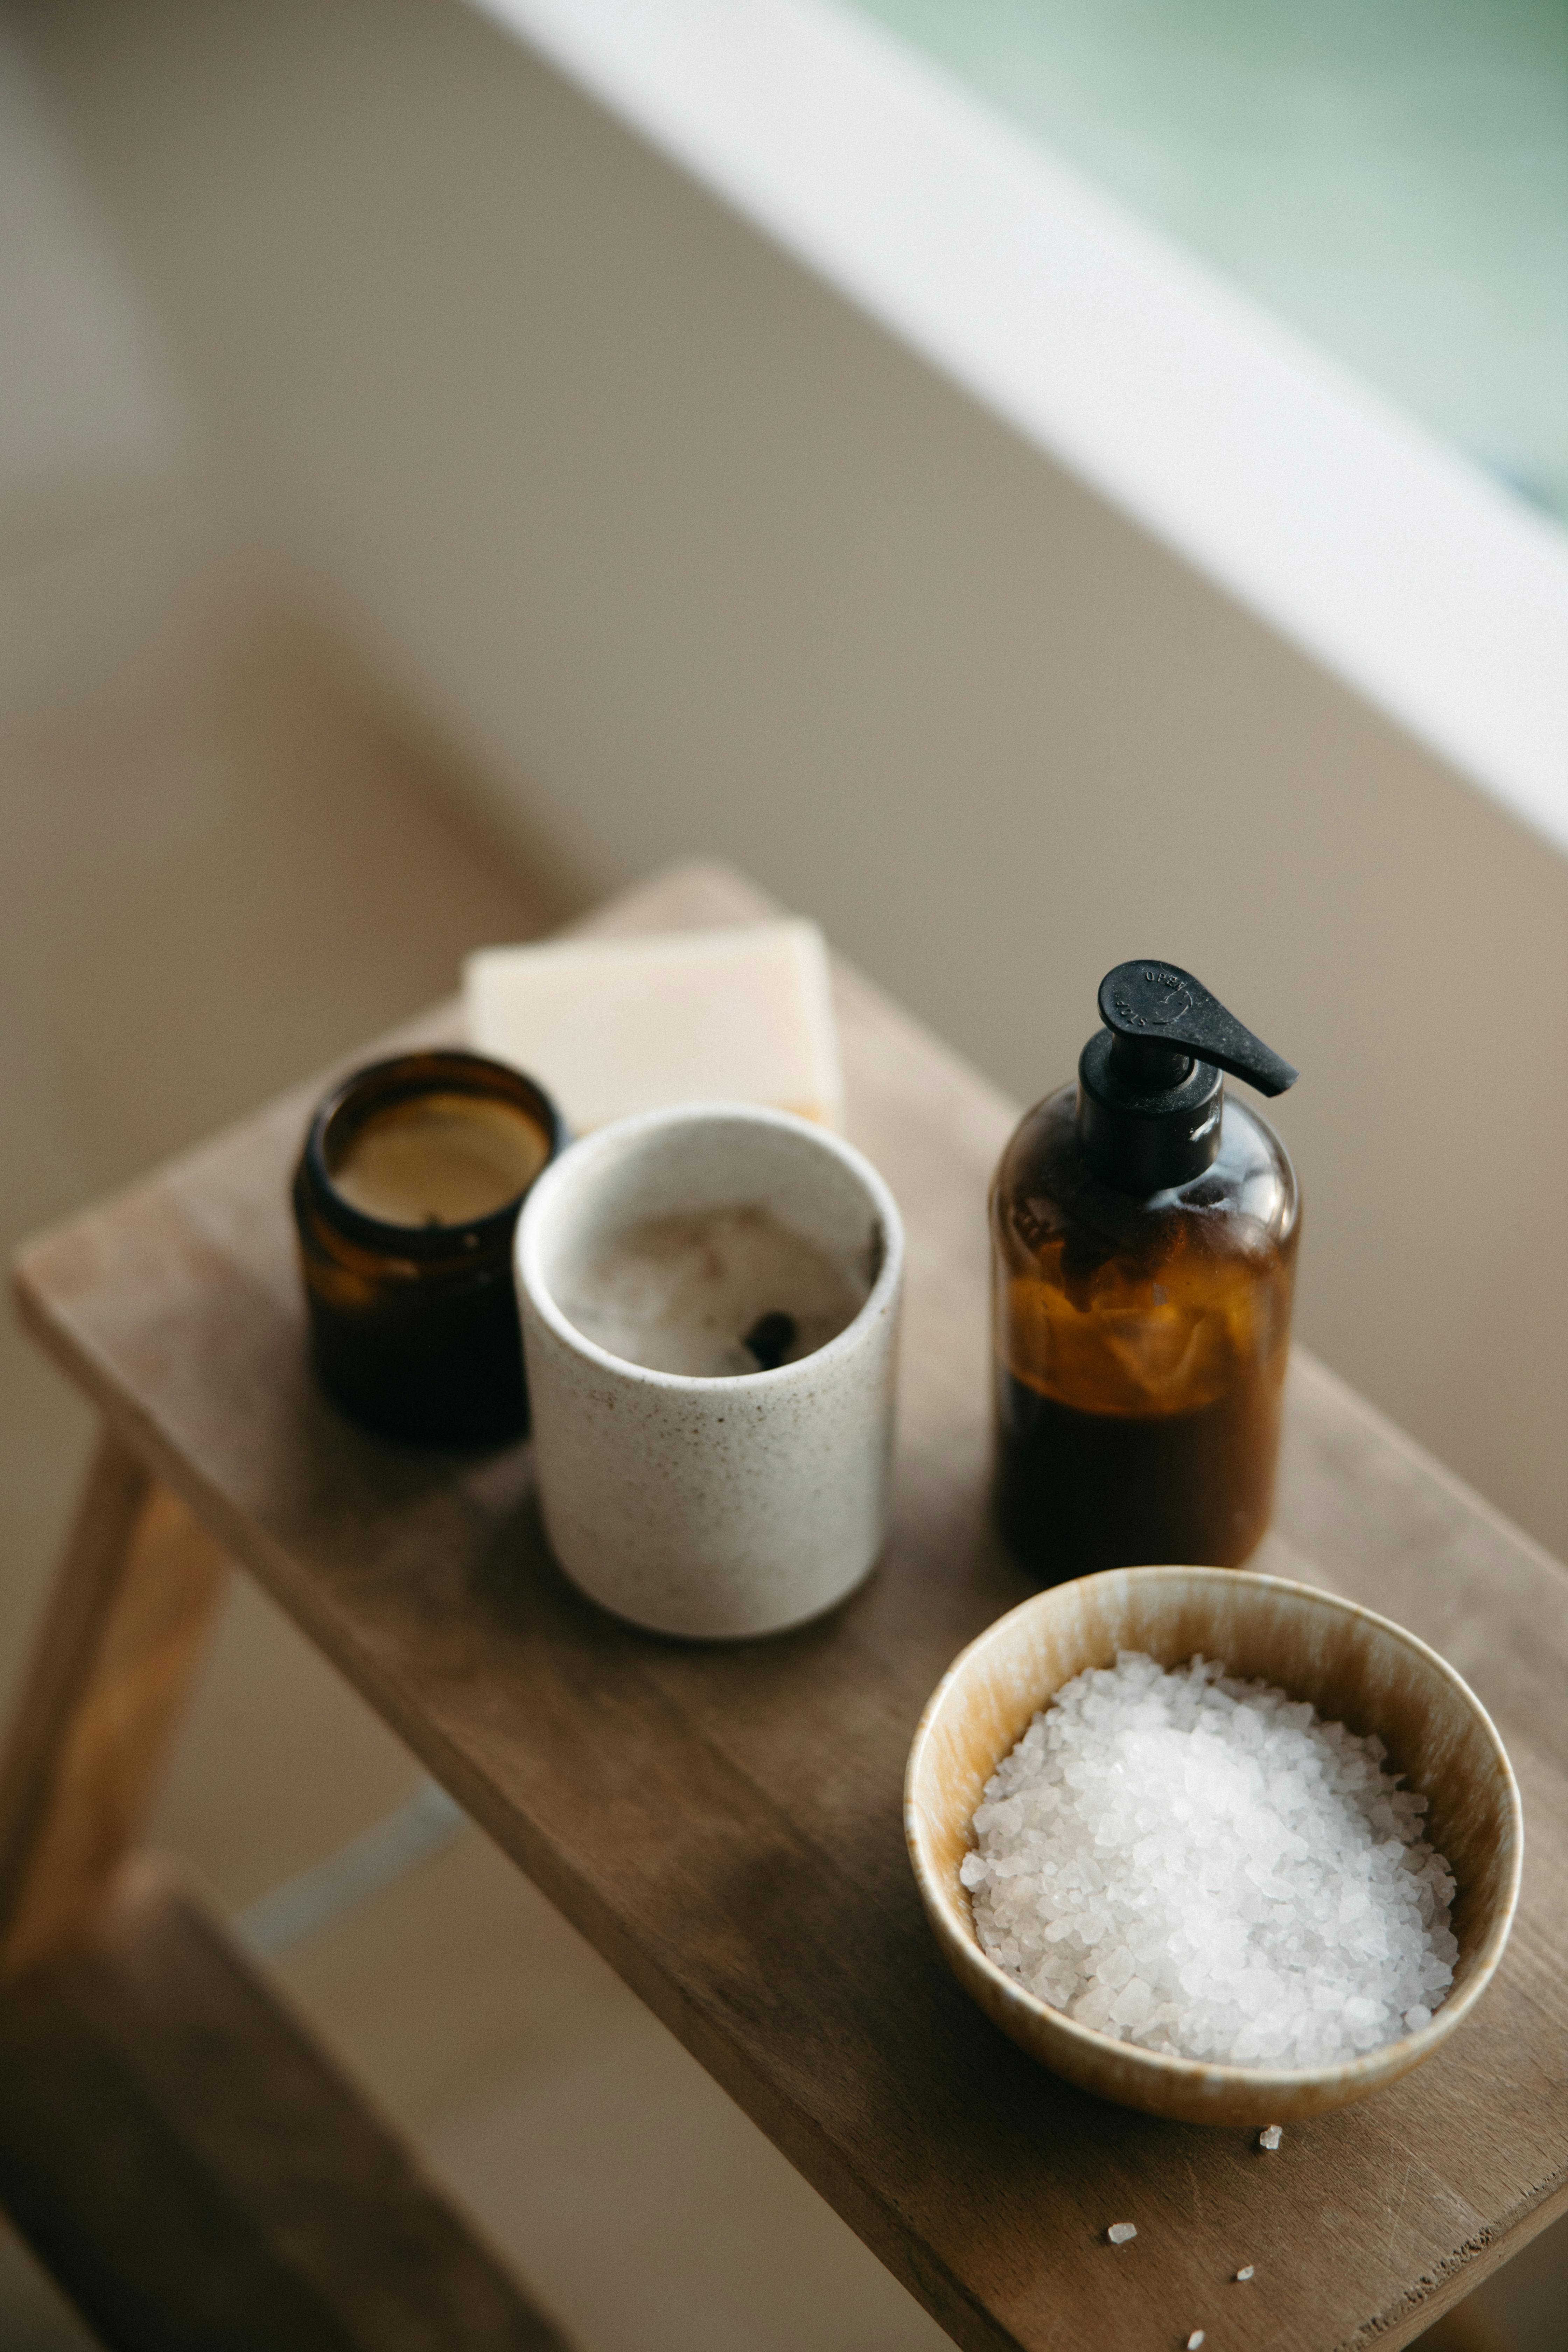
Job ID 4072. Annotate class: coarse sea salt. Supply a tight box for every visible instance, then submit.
[961,1653,1458,2068]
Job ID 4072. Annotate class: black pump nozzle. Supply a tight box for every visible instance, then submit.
[1079,962,1297,1195]
[1099,963,1298,1098]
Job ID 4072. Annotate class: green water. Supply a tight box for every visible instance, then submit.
[844,0,1568,520]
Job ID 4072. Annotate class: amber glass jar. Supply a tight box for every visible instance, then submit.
[992,1082,1299,1581]
[293,1051,565,1447]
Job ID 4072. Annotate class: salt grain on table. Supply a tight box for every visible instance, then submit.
[1106,2222,1137,2245]
[961,1653,1457,2067]
[1186,2332,1205,2349]
[1259,2124,1283,2151]
[1235,2265,1255,2282]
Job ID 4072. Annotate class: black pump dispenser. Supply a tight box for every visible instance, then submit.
[1077,962,1298,1195]
[990,960,1302,1580]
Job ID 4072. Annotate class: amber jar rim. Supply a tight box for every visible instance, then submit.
[299,1049,567,1263]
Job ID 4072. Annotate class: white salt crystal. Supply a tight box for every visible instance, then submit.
[1106,2222,1138,2245]
[1235,2266,1255,2282]
[1188,2333,1206,2348]
[963,1654,1457,2070]
[1259,2124,1283,2151]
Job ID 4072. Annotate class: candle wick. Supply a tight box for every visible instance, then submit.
[743,1311,797,1371]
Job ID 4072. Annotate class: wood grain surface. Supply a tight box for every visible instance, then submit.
[0,1430,226,1980]
[12,859,1568,2352]
[0,1858,572,2350]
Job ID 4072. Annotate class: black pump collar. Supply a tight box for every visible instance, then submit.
[1076,961,1298,1195]
[1078,1029,1224,1193]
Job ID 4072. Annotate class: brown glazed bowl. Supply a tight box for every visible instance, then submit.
[905,1566,1522,2126]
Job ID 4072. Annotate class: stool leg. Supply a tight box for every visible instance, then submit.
[0,1427,227,1981]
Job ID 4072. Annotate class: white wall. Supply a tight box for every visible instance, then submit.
[0,14,196,552]
[20,0,1568,1561]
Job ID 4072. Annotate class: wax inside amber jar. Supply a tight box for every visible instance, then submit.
[295,1050,563,1447]
[326,1092,551,1228]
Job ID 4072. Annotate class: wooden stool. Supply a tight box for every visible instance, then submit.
[4,862,1566,2351]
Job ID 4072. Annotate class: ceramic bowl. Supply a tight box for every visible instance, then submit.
[905,1565,1522,2124]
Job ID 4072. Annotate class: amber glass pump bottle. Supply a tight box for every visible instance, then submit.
[991,961,1300,1582]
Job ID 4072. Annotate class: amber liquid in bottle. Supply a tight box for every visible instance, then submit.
[992,1083,1299,1581]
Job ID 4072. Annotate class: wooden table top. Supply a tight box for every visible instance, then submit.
[14,861,1568,2352]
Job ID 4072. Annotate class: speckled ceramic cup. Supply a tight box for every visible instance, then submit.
[515,1104,903,1639]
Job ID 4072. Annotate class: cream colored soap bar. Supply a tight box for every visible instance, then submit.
[463,921,844,1133]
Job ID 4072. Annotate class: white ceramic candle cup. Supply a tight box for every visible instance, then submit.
[514,1104,904,1639]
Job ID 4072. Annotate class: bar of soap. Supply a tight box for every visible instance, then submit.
[463,921,844,1133]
